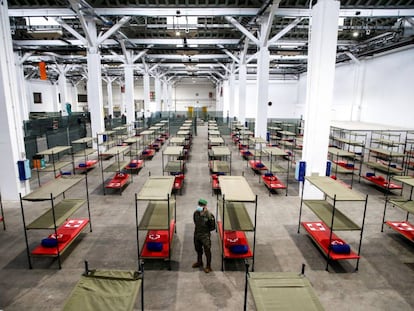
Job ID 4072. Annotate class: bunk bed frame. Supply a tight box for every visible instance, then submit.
[243,262,325,311]
[100,145,131,195]
[297,176,368,271]
[217,176,258,271]
[162,146,186,194]
[20,175,92,269]
[135,176,176,270]
[262,146,290,196]
[382,176,414,241]
[34,146,74,186]
[209,146,232,175]
[62,260,144,311]
[71,137,97,172]
[327,147,358,188]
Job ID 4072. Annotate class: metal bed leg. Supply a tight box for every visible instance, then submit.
[243,260,250,311]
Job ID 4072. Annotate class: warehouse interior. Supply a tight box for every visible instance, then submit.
[1,1,414,310]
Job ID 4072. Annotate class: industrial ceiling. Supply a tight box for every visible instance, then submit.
[7,0,414,85]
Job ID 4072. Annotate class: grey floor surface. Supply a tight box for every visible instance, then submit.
[1,123,414,310]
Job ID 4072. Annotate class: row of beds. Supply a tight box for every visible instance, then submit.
[19,121,414,310]
[231,128,291,196]
[21,176,412,310]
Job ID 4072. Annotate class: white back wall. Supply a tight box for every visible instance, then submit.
[28,80,57,112]
[331,63,356,120]
[173,82,215,112]
[360,47,414,128]
[233,79,300,118]
[298,46,414,128]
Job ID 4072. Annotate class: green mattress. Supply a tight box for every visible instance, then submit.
[218,201,254,231]
[63,270,142,311]
[139,200,176,230]
[248,273,324,311]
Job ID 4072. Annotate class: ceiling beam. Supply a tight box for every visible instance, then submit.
[8,8,414,18]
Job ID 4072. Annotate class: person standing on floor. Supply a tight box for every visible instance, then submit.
[192,199,216,273]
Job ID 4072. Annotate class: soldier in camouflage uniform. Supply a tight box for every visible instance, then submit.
[192,199,215,273]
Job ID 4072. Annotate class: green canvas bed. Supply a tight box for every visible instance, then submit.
[63,262,143,311]
[305,176,365,201]
[137,176,174,201]
[35,146,74,180]
[72,137,96,158]
[211,146,231,157]
[169,137,186,146]
[277,130,296,137]
[244,265,325,311]
[23,176,85,201]
[101,145,130,158]
[208,130,221,136]
[96,131,116,148]
[37,146,72,156]
[210,160,231,174]
[123,136,142,145]
[209,137,225,146]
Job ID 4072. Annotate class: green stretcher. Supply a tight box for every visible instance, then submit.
[63,262,144,311]
[244,264,324,311]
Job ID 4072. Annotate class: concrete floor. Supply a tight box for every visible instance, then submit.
[1,123,414,311]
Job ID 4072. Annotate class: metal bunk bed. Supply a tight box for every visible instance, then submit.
[261,146,290,196]
[382,176,414,241]
[216,176,258,271]
[162,146,185,194]
[135,176,176,270]
[297,176,368,271]
[34,146,74,185]
[100,145,131,195]
[20,175,92,269]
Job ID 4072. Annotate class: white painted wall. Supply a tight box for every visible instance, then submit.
[28,80,57,112]
[26,45,413,128]
[172,82,216,112]
[298,46,414,128]
[230,79,300,119]
[359,47,414,128]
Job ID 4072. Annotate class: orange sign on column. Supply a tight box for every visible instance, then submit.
[39,62,47,80]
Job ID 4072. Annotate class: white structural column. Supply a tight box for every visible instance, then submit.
[124,64,135,123]
[119,83,125,116]
[161,80,168,111]
[143,70,150,112]
[85,17,105,140]
[57,12,130,141]
[155,76,162,112]
[105,77,115,117]
[228,69,236,119]
[15,52,31,121]
[52,82,60,112]
[87,49,105,139]
[57,68,70,115]
[238,63,247,125]
[302,0,340,197]
[167,82,173,112]
[255,15,272,140]
[0,1,30,200]
[346,52,365,122]
[216,81,224,113]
